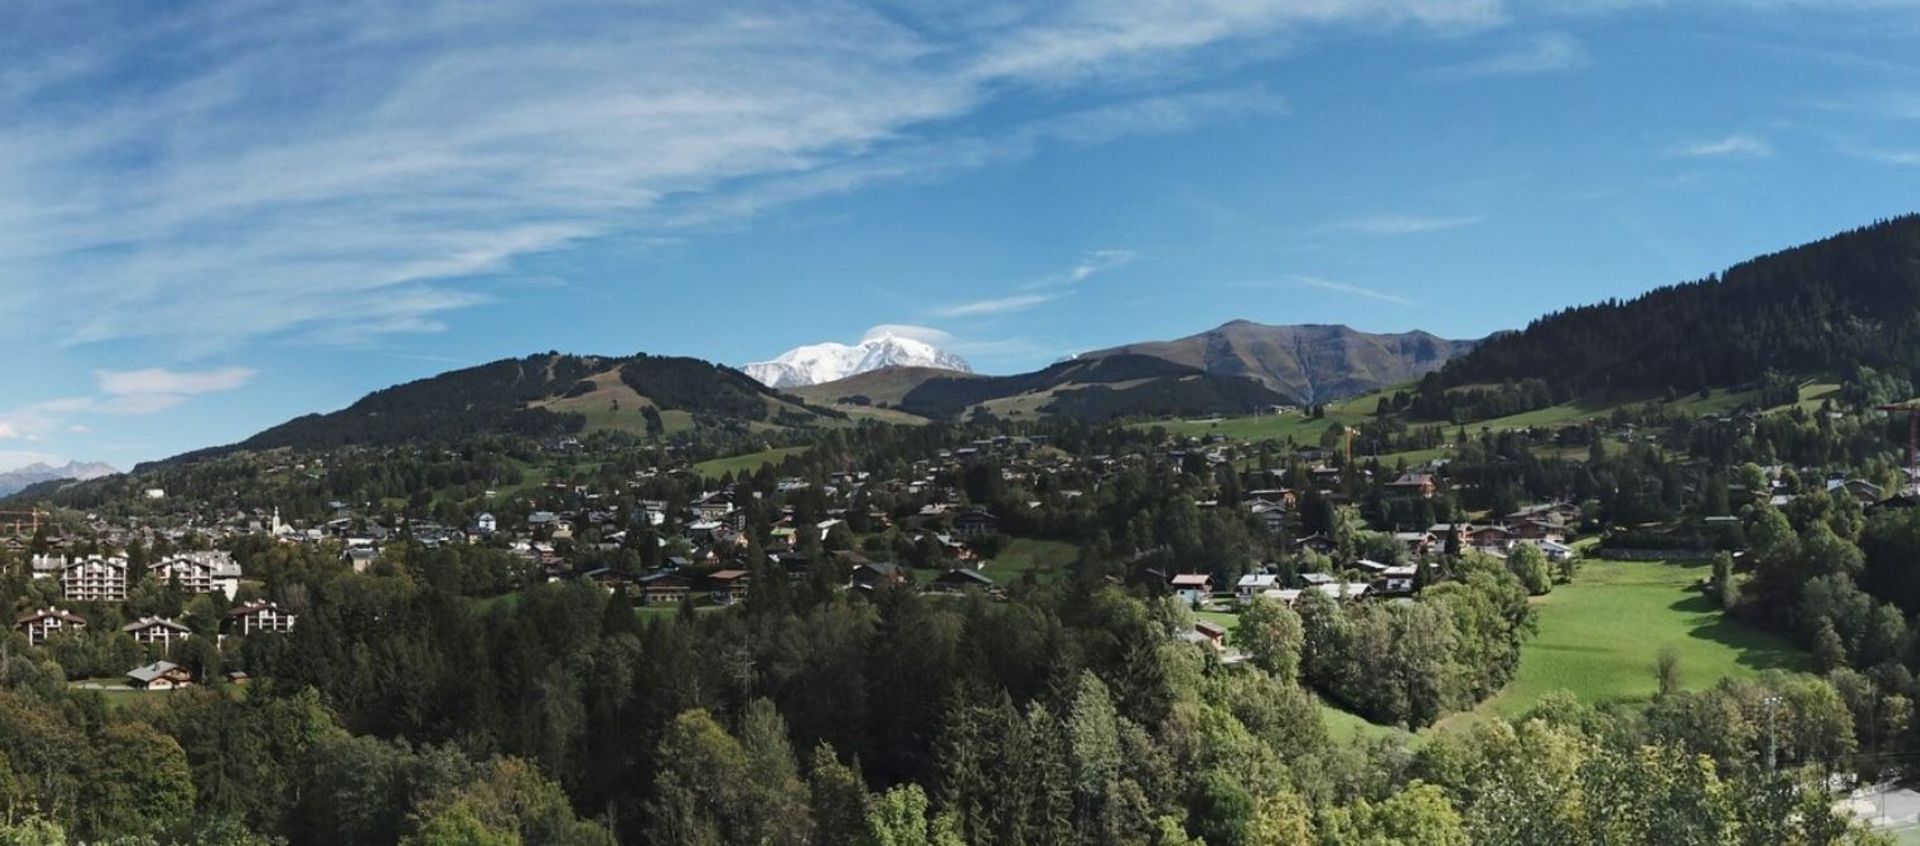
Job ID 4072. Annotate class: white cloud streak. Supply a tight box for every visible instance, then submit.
[1291,275,1414,306]
[0,1,1484,355]
[1669,134,1774,158]
[940,247,1139,318]
[1431,32,1590,79]
[1325,214,1487,235]
[936,294,1061,318]
[95,367,257,397]
[0,367,255,443]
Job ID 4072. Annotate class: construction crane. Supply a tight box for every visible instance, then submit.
[1878,403,1920,493]
[0,509,45,536]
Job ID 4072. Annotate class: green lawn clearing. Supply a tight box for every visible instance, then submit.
[982,538,1078,584]
[693,446,811,479]
[1436,557,1806,732]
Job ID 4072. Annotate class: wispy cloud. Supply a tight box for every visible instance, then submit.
[1292,275,1414,306]
[0,2,1482,355]
[939,247,1139,318]
[1431,32,1590,80]
[1324,213,1487,235]
[1815,90,1920,120]
[1669,134,1773,159]
[1856,149,1920,166]
[0,367,255,442]
[95,367,256,397]
[936,294,1060,319]
[1028,249,1140,289]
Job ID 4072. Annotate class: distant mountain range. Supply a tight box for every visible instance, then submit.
[1079,321,1477,404]
[743,330,972,388]
[0,460,117,497]
[150,323,1476,466]
[82,213,1920,476]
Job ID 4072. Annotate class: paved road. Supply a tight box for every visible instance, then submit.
[1839,783,1920,841]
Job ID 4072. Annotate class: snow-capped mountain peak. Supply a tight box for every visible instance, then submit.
[744,330,971,388]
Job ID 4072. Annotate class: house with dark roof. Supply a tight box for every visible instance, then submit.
[708,569,751,605]
[851,561,907,591]
[15,607,85,645]
[639,571,693,606]
[930,568,994,593]
[123,617,193,649]
[224,601,296,636]
[127,660,194,691]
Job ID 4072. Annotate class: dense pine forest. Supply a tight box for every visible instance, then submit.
[1439,215,1920,397]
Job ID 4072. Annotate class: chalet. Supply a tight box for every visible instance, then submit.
[850,562,907,591]
[343,547,379,573]
[1373,565,1419,595]
[776,552,812,580]
[582,568,632,593]
[224,601,297,635]
[15,607,85,645]
[1169,573,1213,607]
[1384,472,1436,498]
[696,494,735,521]
[51,555,129,602]
[1870,493,1920,513]
[930,568,994,593]
[1236,573,1279,606]
[474,513,497,535]
[153,551,243,596]
[1827,478,1884,506]
[952,509,999,540]
[1428,523,1470,551]
[1510,519,1567,542]
[1247,501,1288,535]
[639,571,693,606]
[1256,581,1370,607]
[1467,525,1518,553]
[1298,572,1337,589]
[1294,533,1337,555]
[1393,532,1436,557]
[1246,489,1297,508]
[127,661,194,691]
[123,617,192,648]
[708,570,751,605]
[1533,539,1576,562]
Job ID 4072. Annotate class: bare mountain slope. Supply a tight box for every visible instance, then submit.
[1080,321,1477,404]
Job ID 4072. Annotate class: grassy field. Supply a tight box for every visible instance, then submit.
[983,538,1078,584]
[1196,609,1241,635]
[1435,557,1806,731]
[1141,381,1780,457]
[693,446,811,479]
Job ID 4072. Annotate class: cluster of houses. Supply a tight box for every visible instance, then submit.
[28,551,243,602]
[13,547,295,692]
[13,601,297,648]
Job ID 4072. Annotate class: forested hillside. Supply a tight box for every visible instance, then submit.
[1442,214,1920,394]
[896,354,1291,421]
[156,353,837,467]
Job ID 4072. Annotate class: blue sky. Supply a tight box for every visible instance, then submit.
[4,0,1920,470]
